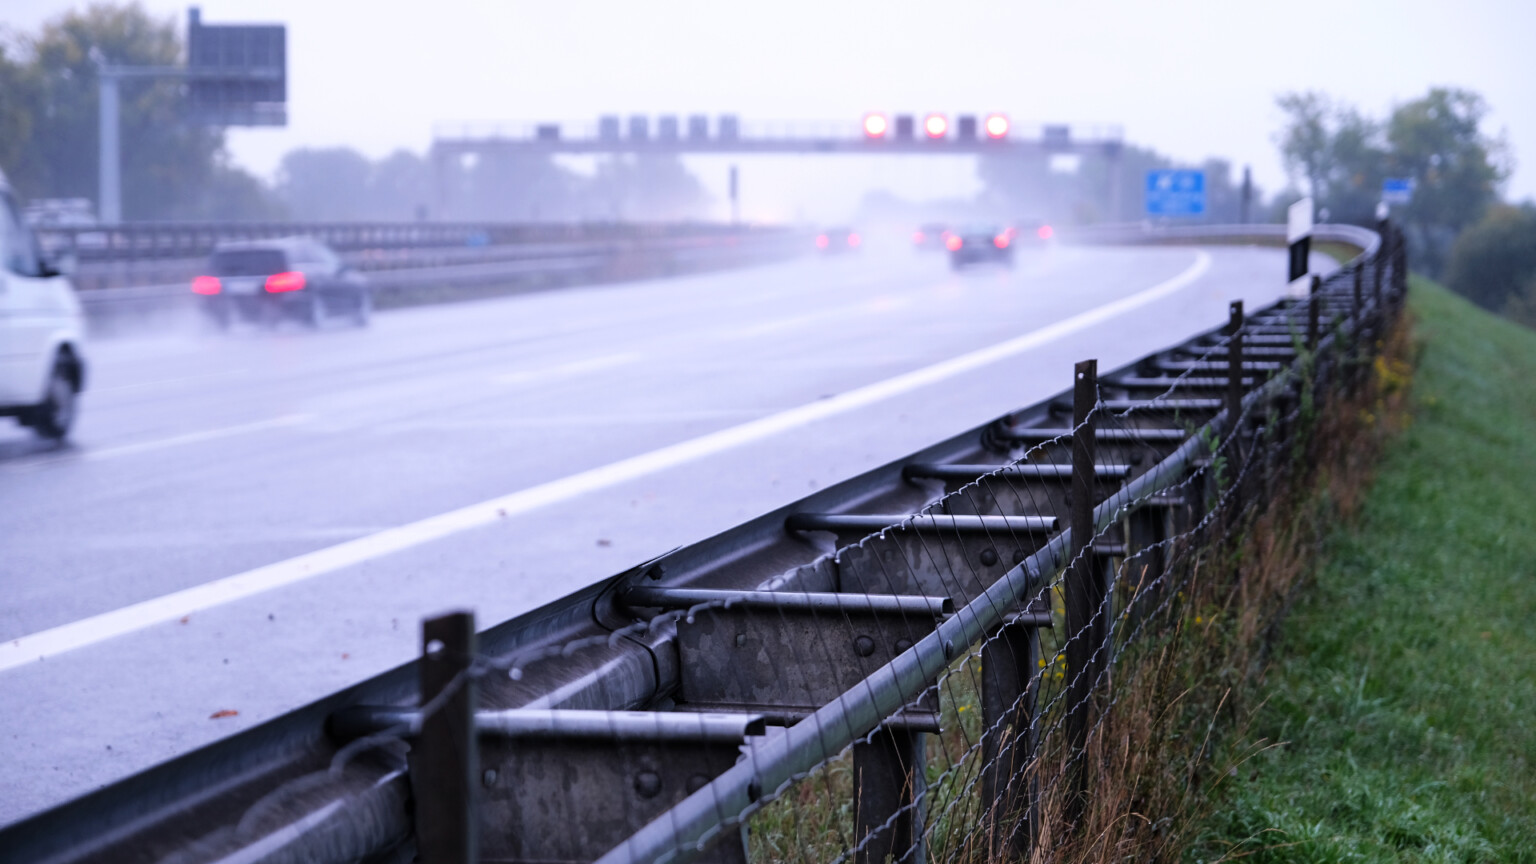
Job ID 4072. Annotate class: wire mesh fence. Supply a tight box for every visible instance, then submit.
[0,225,1411,864]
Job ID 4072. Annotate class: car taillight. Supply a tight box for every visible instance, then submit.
[946,235,963,251]
[815,234,829,249]
[912,231,925,244]
[265,271,306,293]
[1037,225,1054,240]
[994,235,1010,249]
[847,233,861,247]
[191,275,222,295]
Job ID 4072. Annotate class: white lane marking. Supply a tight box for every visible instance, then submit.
[378,410,767,431]
[491,352,640,385]
[0,252,1210,671]
[3,414,313,471]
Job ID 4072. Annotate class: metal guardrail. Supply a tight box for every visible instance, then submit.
[0,222,1409,863]
[36,220,785,263]
[70,229,812,333]
[1066,221,1382,258]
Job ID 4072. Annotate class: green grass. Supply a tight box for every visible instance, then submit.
[1191,278,1536,863]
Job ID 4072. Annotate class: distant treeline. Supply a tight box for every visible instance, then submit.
[1271,88,1531,327]
[0,4,708,223]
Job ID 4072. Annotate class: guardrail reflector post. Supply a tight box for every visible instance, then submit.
[413,611,479,864]
[1064,358,1099,827]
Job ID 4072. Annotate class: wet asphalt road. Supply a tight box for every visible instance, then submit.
[0,240,1318,825]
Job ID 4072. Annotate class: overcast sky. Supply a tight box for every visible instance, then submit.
[7,0,1534,222]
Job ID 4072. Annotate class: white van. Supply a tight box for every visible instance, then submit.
[0,170,86,440]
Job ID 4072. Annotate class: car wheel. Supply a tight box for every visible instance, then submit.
[304,294,325,329]
[204,301,231,332]
[30,360,78,441]
[352,291,372,327]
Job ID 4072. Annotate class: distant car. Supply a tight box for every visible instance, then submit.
[1009,218,1056,246]
[946,225,1015,269]
[0,170,87,440]
[911,223,949,250]
[193,238,372,329]
[815,228,862,254]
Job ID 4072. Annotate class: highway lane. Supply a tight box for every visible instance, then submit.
[0,240,1325,825]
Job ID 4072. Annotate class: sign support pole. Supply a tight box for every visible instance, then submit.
[97,69,121,224]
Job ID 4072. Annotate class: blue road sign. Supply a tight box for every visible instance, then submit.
[1146,170,1206,216]
[1382,177,1415,205]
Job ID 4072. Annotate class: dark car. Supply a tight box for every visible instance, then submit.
[815,227,862,253]
[192,238,372,329]
[1009,218,1056,246]
[946,225,1015,269]
[911,223,949,251]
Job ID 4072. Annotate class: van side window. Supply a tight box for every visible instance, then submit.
[0,194,43,277]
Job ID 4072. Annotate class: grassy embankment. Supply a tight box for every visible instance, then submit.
[1191,278,1536,862]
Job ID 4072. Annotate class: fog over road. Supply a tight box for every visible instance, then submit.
[0,240,1325,825]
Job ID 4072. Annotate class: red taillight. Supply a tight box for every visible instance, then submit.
[912,231,925,244]
[994,235,1010,249]
[264,271,306,293]
[1037,224,1054,240]
[847,233,861,247]
[985,113,1010,139]
[924,113,948,139]
[191,275,222,295]
[946,235,963,251]
[815,234,829,249]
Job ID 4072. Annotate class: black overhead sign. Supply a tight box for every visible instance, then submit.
[185,7,286,127]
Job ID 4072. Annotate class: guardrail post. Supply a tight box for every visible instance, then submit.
[854,728,926,864]
[1307,276,1321,354]
[1351,266,1365,389]
[981,616,1039,858]
[1382,250,1394,327]
[413,611,479,864]
[1395,226,1409,297]
[1064,358,1099,827]
[1225,302,1245,436]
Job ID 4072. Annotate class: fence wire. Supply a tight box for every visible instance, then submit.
[113,229,1408,864]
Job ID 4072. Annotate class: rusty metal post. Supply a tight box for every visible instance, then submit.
[854,728,927,864]
[981,619,1039,858]
[413,611,479,864]
[1351,266,1365,388]
[1373,255,1385,319]
[1064,358,1099,827]
[1307,276,1321,353]
[1225,302,1245,435]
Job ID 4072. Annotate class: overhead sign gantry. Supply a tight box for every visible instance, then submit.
[432,113,1123,156]
[96,7,286,222]
[430,113,1127,217]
